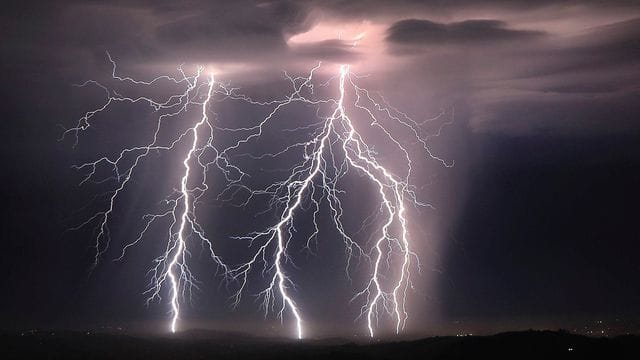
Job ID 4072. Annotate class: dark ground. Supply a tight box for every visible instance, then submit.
[3,330,639,359]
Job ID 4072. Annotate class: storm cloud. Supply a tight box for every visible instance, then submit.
[386,19,543,46]
[3,0,638,134]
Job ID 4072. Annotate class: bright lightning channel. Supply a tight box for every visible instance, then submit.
[168,73,215,333]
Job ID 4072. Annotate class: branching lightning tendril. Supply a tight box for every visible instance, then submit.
[64,53,452,339]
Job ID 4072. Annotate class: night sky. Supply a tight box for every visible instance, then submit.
[1,1,640,338]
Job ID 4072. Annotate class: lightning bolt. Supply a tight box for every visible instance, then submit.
[65,54,451,338]
[217,64,452,338]
[62,55,239,333]
[167,73,215,333]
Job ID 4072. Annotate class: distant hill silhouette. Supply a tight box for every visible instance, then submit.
[2,329,638,359]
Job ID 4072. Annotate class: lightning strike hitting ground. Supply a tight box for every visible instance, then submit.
[167,73,215,333]
[64,54,451,338]
[216,64,452,338]
[62,55,235,333]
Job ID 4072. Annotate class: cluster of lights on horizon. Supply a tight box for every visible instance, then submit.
[63,53,452,339]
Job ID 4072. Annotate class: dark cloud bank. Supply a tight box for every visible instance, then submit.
[3,0,638,133]
[386,19,543,45]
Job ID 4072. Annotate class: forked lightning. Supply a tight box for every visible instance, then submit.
[65,54,451,338]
